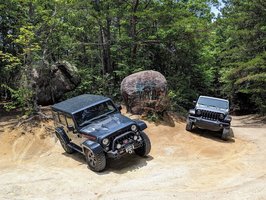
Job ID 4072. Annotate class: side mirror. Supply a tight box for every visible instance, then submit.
[67,125,75,132]
[117,104,122,111]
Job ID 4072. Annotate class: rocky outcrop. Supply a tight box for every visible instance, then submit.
[121,70,168,115]
[33,61,81,105]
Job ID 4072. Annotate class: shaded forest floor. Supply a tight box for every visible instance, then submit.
[0,107,265,199]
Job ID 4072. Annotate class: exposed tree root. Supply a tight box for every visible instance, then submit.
[15,111,52,128]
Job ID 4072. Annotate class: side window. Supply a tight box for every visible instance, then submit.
[58,113,67,126]
[66,116,75,128]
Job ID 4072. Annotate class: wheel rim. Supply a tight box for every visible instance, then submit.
[87,150,96,167]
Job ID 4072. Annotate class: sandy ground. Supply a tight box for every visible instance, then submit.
[0,110,265,200]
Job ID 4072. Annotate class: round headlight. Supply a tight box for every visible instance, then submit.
[131,125,137,132]
[219,113,224,120]
[196,110,201,115]
[102,138,110,145]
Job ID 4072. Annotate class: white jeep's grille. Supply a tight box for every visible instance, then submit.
[199,110,220,121]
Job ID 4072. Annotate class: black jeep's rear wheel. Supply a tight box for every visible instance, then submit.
[85,148,106,172]
[186,120,193,131]
[58,135,75,154]
[134,132,151,157]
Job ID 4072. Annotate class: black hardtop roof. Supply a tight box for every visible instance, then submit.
[51,94,110,114]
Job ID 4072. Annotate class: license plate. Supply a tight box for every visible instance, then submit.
[125,144,134,153]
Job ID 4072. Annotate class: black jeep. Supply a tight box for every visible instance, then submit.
[51,94,151,172]
[186,95,233,140]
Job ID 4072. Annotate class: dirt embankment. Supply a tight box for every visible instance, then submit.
[0,110,265,200]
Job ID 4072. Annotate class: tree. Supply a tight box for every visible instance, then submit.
[218,0,266,114]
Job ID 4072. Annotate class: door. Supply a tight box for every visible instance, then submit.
[65,115,84,146]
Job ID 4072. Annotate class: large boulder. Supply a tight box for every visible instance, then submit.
[121,70,168,115]
[32,61,81,105]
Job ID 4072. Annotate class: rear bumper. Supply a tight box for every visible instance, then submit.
[188,116,230,132]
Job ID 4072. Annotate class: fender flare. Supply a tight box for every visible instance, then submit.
[55,127,70,144]
[82,140,104,154]
[134,120,147,131]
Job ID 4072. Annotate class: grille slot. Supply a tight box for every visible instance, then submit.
[199,110,220,121]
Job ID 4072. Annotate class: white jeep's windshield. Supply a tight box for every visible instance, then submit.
[74,100,116,128]
[197,97,229,110]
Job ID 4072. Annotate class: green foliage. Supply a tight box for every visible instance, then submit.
[1,0,264,115]
[1,84,33,114]
[217,0,266,114]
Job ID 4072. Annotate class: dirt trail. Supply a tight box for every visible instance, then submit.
[0,111,265,200]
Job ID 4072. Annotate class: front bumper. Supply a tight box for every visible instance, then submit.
[106,131,143,159]
[188,115,230,132]
[106,142,142,159]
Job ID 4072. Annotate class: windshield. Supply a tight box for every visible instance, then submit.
[197,97,229,110]
[74,100,116,128]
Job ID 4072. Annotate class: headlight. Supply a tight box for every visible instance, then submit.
[102,138,110,145]
[196,109,201,115]
[131,125,137,132]
[219,113,225,120]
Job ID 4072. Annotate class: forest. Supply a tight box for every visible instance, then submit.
[0,0,265,116]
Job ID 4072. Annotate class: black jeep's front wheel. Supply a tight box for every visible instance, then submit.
[186,120,193,131]
[135,132,151,157]
[85,148,106,172]
[57,135,75,154]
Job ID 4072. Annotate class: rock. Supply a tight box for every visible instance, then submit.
[121,70,168,115]
[34,61,81,105]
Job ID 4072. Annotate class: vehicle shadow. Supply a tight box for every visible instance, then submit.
[189,128,235,143]
[62,151,87,164]
[62,151,153,174]
[103,154,153,175]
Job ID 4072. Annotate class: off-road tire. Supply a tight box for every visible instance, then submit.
[186,120,193,131]
[85,148,106,172]
[58,135,75,154]
[135,132,151,157]
[221,128,230,141]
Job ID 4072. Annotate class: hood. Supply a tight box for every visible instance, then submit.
[196,104,229,114]
[80,113,134,138]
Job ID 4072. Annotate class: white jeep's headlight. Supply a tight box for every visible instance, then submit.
[131,125,137,131]
[219,113,225,120]
[102,138,110,145]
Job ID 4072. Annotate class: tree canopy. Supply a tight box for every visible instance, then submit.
[0,0,265,115]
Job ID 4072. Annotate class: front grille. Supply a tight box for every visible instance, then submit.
[198,110,220,121]
[111,131,135,151]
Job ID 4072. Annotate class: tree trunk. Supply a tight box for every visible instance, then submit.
[130,0,139,64]
[100,17,112,74]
